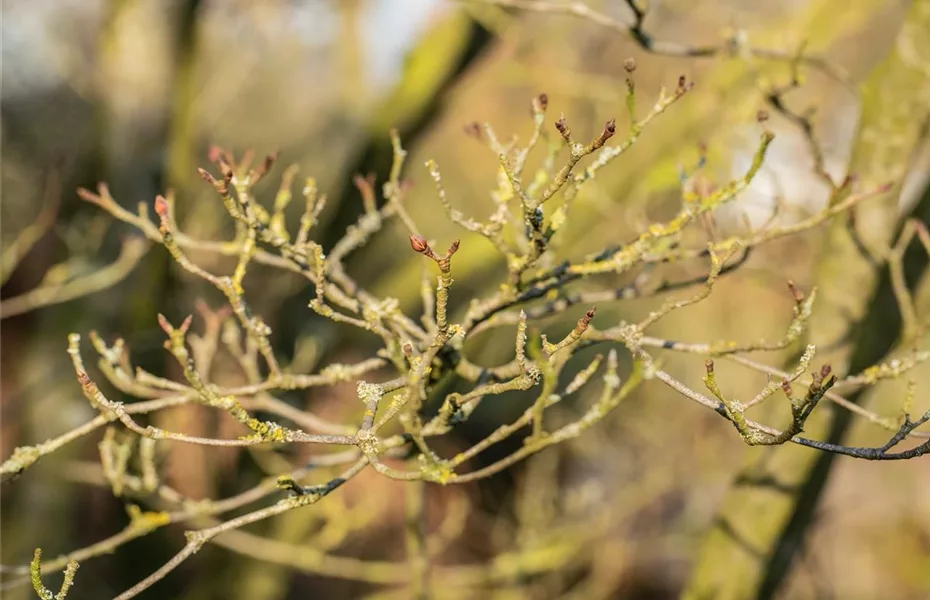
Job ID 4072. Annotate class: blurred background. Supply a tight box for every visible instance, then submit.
[2,0,929,598]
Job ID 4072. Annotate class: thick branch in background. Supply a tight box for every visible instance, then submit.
[274,8,495,359]
[754,175,930,596]
[319,9,494,252]
[683,3,930,598]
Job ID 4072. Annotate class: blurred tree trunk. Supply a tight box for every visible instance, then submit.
[95,0,211,495]
[166,0,205,201]
[683,3,930,599]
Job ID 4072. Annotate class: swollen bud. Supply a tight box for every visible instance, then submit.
[786,280,805,304]
[154,196,169,218]
[410,235,430,254]
[157,313,172,335]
